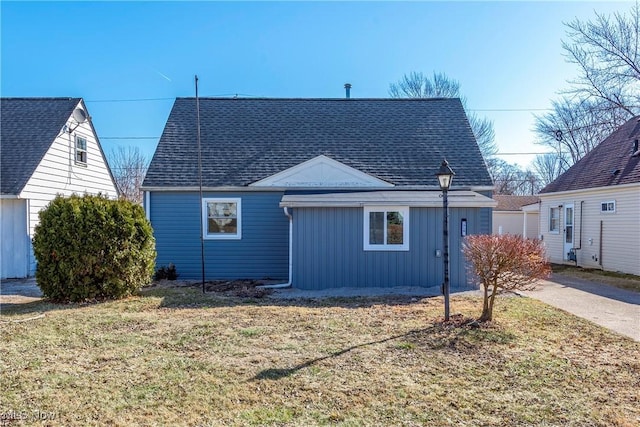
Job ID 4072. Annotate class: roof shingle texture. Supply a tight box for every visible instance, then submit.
[143,98,493,188]
[1,98,80,195]
[540,116,640,193]
[493,195,540,211]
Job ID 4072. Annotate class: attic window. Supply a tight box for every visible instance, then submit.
[601,201,616,213]
[75,136,87,165]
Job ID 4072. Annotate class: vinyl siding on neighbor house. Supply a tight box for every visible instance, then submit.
[493,211,539,239]
[539,184,640,276]
[291,206,491,290]
[18,119,117,274]
[149,191,289,280]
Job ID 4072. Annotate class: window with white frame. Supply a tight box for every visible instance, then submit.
[549,207,559,233]
[75,136,87,165]
[600,201,616,213]
[202,198,241,239]
[363,206,409,251]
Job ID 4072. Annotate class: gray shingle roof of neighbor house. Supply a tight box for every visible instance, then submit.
[1,97,82,195]
[540,115,640,194]
[143,98,494,188]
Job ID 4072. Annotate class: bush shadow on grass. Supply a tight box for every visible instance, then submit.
[252,321,516,381]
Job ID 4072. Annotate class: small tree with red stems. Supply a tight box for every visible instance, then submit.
[463,234,551,322]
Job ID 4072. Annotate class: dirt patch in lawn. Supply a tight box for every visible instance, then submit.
[149,279,274,299]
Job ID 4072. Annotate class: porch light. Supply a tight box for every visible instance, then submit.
[436,159,455,190]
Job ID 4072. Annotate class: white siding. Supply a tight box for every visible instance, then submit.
[492,211,539,239]
[523,212,539,239]
[493,212,524,236]
[19,102,118,274]
[539,184,640,276]
[0,199,29,279]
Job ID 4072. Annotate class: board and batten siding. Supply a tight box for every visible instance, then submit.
[150,191,289,280]
[0,199,29,279]
[17,116,117,275]
[290,206,490,290]
[539,184,640,276]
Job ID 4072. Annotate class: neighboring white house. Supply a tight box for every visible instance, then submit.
[1,98,118,279]
[538,116,640,276]
[492,195,540,239]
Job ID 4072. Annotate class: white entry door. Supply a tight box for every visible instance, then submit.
[563,204,574,260]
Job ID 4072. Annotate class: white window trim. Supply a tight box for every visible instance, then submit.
[549,207,559,234]
[75,135,88,166]
[202,198,242,240]
[600,200,616,213]
[363,206,409,251]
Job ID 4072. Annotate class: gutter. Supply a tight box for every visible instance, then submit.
[259,207,293,289]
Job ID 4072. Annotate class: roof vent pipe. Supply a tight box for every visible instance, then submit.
[344,83,352,99]
[634,139,639,152]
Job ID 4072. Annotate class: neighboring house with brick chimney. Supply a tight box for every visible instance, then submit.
[492,195,540,239]
[142,97,496,290]
[538,116,640,276]
[0,98,118,279]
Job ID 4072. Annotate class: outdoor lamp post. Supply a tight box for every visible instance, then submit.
[436,159,455,321]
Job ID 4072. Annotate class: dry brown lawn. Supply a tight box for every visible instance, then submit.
[1,285,639,426]
[552,264,640,292]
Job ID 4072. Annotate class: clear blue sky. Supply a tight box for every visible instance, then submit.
[1,1,632,169]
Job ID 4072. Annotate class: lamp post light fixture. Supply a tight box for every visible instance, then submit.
[436,159,455,321]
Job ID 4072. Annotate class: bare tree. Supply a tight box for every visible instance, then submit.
[535,97,629,167]
[532,153,565,188]
[389,71,498,163]
[563,2,640,115]
[463,234,551,322]
[490,159,542,195]
[108,146,149,204]
[535,3,640,170]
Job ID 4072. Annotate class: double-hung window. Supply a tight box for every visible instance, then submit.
[202,198,242,239]
[549,207,559,233]
[75,136,87,165]
[363,206,409,251]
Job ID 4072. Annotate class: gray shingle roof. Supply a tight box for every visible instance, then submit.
[540,116,640,194]
[143,98,493,188]
[1,97,81,195]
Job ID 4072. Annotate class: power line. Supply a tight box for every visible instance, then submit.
[86,97,174,103]
[83,96,555,112]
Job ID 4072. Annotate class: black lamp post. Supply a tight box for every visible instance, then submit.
[436,159,455,321]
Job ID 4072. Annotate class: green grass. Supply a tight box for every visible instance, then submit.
[1,286,639,426]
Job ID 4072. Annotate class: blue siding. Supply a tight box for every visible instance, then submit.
[291,206,489,290]
[150,191,288,280]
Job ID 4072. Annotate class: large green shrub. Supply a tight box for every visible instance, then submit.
[33,194,156,302]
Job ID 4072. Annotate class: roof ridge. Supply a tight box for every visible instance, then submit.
[175,97,459,102]
[1,97,81,101]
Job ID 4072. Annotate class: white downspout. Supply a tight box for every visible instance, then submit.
[523,210,528,238]
[259,207,293,289]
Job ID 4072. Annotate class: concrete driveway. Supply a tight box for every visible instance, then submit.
[522,274,640,341]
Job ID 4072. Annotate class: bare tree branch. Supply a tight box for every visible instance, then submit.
[108,147,149,204]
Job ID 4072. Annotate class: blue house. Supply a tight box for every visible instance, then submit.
[142,97,495,290]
